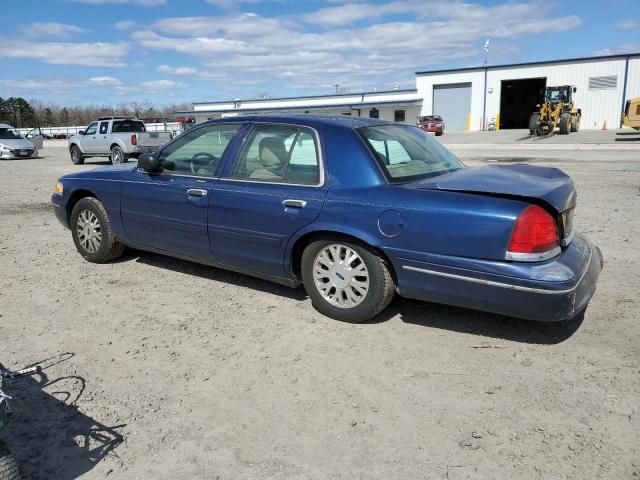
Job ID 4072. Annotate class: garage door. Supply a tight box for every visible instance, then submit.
[433,83,472,131]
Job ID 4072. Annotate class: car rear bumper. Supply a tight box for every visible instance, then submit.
[390,233,603,322]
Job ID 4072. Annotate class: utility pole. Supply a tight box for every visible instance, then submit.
[484,39,490,66]
[334,84,340,94]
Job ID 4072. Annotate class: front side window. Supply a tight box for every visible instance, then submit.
[230,124,320,185]
[84,123,97,135]
[359,124,464,183]
[159,123,241,177]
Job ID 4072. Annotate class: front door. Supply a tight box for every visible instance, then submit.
[121,123,243,258]
[81,122,99,153]
[210,123,327,277]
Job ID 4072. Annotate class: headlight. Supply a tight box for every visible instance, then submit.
[54,182,63,194]
[0,145,10,152]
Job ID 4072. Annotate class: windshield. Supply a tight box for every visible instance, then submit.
[419,116,441,122]
[112,120,146,133]
[0,128,24,140]
[359,124,464,183]
[546,87,570,103]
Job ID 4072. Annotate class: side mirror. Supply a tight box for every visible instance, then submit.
[78,130,85,135]
[138,153,162,173]
[573,87,577,93]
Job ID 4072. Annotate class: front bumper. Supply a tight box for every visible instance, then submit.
[392,233,603,322]
[51,193,69,229]
[0,149,37,159]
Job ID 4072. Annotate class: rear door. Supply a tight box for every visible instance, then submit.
[121,123,243,259]
[209,122,327,277]
[96,121,110,153]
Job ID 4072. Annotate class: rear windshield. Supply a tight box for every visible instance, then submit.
[419,116,441,122]
[0,128,24,140]
[359,124,464,183]
[112,120,146,133]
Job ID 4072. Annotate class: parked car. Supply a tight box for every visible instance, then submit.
[0,124,39,159]
[418,115,445,136]
[68,117,172,165]
[51,115,602,324]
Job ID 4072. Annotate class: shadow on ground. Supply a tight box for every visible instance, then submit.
[1,353,125,480]
[129,250,583,345]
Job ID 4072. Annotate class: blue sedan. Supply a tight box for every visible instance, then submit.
[51,115,602,324]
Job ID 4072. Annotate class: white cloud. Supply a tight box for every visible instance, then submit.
[616,19,637,31]
[594,44,640,56]
[133,3,582,93]
[89,76,124,86]
[20,22,88,39]
[72,0,166,6]
[115,20,137,30]
[157,65,198,75]
[0,40,129,67]
[205,0,263,9]
[140,80,186,90]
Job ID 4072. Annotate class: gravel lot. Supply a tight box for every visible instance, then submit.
[1,132,638,479]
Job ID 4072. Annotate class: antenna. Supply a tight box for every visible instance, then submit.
[484,39,490,66]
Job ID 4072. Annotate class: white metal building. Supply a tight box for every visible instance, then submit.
[176,53,639,131]
[416,53,640,131]
[181,89,422,126]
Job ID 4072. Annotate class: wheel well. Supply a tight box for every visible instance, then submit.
[290,230,398,284]
[66,189,97,223]
[110,143,121,152]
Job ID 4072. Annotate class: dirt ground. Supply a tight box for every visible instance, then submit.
[0,134,638,480]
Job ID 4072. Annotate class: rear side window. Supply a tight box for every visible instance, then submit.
[112,120,146,133]
[230,124,320,185]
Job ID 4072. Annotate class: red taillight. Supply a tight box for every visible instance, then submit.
[131,133,137,146]
[507,205,559,255]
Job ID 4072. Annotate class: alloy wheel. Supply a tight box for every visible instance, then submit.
[312,244,370,308]
[76,209,102,253]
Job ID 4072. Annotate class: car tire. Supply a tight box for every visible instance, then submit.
[0,441,20,480]
[70,197,125,263]
[110,146,128,165]
[301,239,395,323]
[529,113,540,135]
[70,145,84,165]
[571,114,580,132]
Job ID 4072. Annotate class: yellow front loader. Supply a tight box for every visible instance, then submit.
[529,85,581,136]
[622,97,640,131]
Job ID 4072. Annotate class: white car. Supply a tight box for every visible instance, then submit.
[0,124,39,159]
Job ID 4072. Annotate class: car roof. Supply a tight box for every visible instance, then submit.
[200,114,398,130]
[0,124,16,129]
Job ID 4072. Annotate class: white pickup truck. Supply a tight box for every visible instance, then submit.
[68,117,172,165]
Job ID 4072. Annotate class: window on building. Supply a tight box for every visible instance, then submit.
[394,110,406,122]
[588,75,617,90]
[369,108,379,119]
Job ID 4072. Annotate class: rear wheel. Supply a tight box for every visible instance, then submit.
[559,113,571,135]
[110,145,128,165]
[0,441,20,480]
[301,239,395,323]
[529,113,540,135]
[70,197,125,263]
[571,114,580,132]
[70,145,84,165]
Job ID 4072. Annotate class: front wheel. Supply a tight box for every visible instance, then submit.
[70,197,125,263]
[559,113,571,135]
[301,239,395,323]
[70,145,84,165]
[0,441,20,480]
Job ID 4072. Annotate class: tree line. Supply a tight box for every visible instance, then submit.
[0,97,192,128]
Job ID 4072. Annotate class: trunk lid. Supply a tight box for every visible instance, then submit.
[411,164,576,212]
[407,164,577,244]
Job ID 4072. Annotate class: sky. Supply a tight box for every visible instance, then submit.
[0,0,638,107]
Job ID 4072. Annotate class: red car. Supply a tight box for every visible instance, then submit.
[418,115,444,136]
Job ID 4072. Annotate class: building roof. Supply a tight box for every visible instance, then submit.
[196,113,399,130]
[192,88,418,107]
[415,52,640,76]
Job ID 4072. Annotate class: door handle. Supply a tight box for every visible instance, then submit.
[187,188,208,197]
[282,199,307,209]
